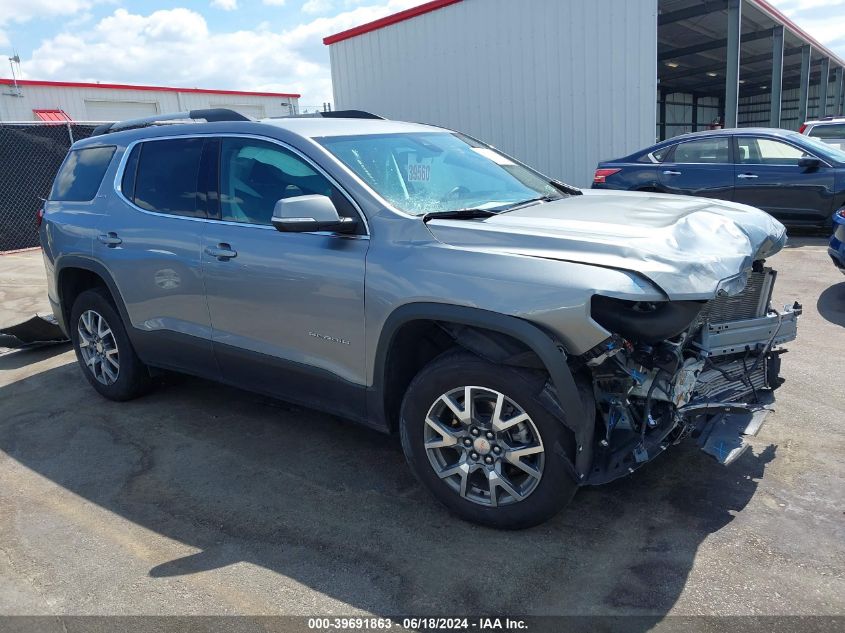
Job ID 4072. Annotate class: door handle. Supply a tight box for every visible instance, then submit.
[97,232,122,247]
[737,173,758,179]
[662,170,682,176]
[205,243,238,261]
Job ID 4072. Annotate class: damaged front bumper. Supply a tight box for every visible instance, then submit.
[584,265,799,484]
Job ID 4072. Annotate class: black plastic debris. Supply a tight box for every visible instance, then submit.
[0,314,69,347]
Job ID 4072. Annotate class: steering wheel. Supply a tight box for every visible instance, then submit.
[441,185,470,202]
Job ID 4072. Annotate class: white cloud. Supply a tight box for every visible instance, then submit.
[262,0,287,5]
[302,0,335,14]
[298,0,392,18]
[18,2,424,105]
[767,0,845,61]
[768,0,845,15]
[0,0,94,25]
[0,0,96,51]
[211,0,239,10]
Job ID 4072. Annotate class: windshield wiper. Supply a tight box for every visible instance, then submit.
[496,195,558,213]
[422,208,498,222]
[551,180,582,195]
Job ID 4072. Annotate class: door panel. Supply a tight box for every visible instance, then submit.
[732,136,835,224]
[657,136,734,201]
[202,137,369,420]
[203,226,368,387]
[100,138,219,379]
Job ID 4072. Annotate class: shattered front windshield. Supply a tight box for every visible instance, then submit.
[317,132,566,216]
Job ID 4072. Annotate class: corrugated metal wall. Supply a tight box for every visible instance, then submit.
[329,0,658,188]
[738,81,841,130]
[0,85,299,121]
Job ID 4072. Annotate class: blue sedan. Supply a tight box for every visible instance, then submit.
[593,128,845,229]
[831,208,845,275]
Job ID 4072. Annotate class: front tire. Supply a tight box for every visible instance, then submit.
[70,288,151,401]
[400,351,578,529]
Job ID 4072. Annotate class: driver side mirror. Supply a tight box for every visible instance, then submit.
[798,156,821,172]
[271,195,358,234]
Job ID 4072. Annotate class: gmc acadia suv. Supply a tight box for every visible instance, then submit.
[40,109,799,529]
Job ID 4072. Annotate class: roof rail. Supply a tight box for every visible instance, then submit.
[273,110,385,120]
[90,108,251,136]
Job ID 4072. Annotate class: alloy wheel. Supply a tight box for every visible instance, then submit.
[77,309,120,386]
[424,385,545,507]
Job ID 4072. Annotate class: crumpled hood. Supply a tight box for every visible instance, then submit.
[425,189,787,299]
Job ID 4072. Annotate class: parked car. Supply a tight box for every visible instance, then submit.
[593,128,845,229]
[830,207,845,275]
[800,117,845,152]
[41,109,799,529]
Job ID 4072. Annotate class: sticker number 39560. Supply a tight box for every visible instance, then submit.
[408,163,431,182]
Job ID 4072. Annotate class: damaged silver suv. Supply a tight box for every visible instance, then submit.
[40,109,799,529]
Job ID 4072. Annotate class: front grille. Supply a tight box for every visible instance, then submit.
[692,357,768,403]
[698,268,774,325]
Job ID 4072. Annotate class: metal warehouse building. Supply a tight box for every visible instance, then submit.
[324,0,845,187]
[0,79,301,122]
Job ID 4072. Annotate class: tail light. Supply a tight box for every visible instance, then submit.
[593,168,621,184]
[798,123,807,134]
[36,208,44,229]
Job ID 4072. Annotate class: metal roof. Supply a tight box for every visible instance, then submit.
[659,0,844,97]
[0,78,300,99]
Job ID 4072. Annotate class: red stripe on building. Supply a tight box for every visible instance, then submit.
[0,78,300,99]
[323,0,463,45]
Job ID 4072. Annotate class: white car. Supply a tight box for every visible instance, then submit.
[800,117,845,151]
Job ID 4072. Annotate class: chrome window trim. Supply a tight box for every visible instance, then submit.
[733,135,833,169]
[112,132,370,238]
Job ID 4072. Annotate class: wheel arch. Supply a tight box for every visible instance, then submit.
[369,303,593,478]
[56,256,132,336]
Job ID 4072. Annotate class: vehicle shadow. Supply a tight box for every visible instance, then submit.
[817,282,845,328]
[0,363,776,620]
[782,234,828,248]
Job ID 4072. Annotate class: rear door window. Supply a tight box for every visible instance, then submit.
[670,138,730,164]
[130,138,205,217]
[50,146,116,201]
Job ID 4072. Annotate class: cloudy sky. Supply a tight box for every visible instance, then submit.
[1,0,843,107]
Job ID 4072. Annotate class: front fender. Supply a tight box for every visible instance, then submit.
[369,302,594,478]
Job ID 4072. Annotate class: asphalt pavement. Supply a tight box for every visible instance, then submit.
[1,241,843,624]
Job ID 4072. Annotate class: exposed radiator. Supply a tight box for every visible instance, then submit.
[698,268,775,325]
[691,357,768,403]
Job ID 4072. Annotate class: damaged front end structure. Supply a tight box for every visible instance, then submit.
[583,263,799,484]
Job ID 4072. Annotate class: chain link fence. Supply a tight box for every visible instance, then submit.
[0,122,105,252]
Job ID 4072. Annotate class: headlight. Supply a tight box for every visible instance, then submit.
[716,269,751,297]
[591,296,706,344]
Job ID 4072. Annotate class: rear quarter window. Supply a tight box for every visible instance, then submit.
[50,146,116,201]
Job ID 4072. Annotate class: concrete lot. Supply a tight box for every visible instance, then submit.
[0,242,843,620]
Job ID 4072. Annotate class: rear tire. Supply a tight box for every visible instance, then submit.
[399,351,579,529]
[70,288,151,401]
